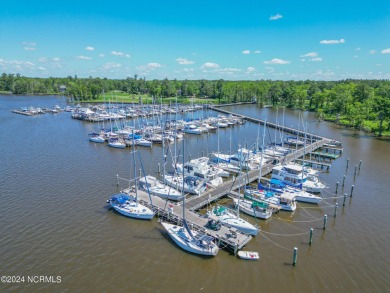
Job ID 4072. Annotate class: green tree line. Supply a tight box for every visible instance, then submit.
[1,73,389,135]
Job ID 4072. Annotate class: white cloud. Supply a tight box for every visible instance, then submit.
[263,58,290,65]
[137,63,162,70]
[125,54,130,58]
[380,48,390,54]
[38,57,48,63]
[355,47,361,51]
[76,55,92,60]
[246,66,256,72]
[320,38,345,45]
[52,57,60,62]
[369,50,377,54]
[176,58,194,65]
[102,62,122,70]
[242,50,250,54]
[311,57,322,62]
[254,50,261,54]
[301,58,306,62]
[200,62,220,69]
[300,52,318,58]
[22,41,37,51]
[38,67,47,71]
[99,53,105,58]
[111,51,124,56]
[269,13,283,21]
[215,68,242,73]
[85,46,95,51]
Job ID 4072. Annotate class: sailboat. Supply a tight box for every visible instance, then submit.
[107,131,155,220]
[161,139,219,256]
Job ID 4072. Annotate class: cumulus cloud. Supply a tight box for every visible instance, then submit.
[246,67,256,73]
[369,50,377,54]
[311,57,322,62]
[300,52,318,58]
[242,50,250,54]
[137,63,162,70]
[269,13,283,20]
[38,67,47,71]
[99,53,105,58]
[381,48,390,54]
[76,55,92,60]
[85,46,95,51]
[176,58,194,65]
[263,58,290,65]
[200,62,220,69]
[254,50,261,54]
[22,41,37,51]
[320,38,345,45]
[102,62,122,70]
[111,51,131,58]
[355,48,361,51]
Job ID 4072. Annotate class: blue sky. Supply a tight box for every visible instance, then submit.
[0,0,389,80]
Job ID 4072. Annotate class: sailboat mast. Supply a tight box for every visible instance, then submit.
[257,120,267,184]
[182,138,185,219]
[132,130,138,204]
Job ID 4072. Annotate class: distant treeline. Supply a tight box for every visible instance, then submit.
[1,73,389,135]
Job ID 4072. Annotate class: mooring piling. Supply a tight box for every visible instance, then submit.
[343,193,347,206]
[293,247,298,266]
[309,228,313,245]
[350,185,354,197]
[334,203,338,217]
[323,215,328,229]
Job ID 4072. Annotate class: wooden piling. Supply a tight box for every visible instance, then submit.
[293,247,298,266]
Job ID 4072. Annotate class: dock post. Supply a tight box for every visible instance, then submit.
[234,244,238,256]
[343,193,347,206]
[359,160,362,170]
[334,203,338,217]
[158,163,161,174]
[354,165,358,176]
[293,247,298,266]
[346,158,349,169]
[309,228,313,245]
[116,174,119,187]
[336,182,339,193]
[323,215,328,229]
[139,169,142,178]
[342,175,346,187]
[350,185,354,197]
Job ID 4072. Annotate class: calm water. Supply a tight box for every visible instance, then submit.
[0,96,389,292]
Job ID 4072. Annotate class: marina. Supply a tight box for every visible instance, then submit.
[1,95,389,292]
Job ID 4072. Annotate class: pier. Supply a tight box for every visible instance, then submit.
[118,105,341,252]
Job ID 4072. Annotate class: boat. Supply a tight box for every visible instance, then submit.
[259,179,322,204]
[164,175,207,195]
[108,138,126,149]
[139,175,183,201]
[237,250,259,260]
[107,193,154,220]
[208,205,259,235]
[233,198,273,219]
[183,124,202,135]
[161,222,219,256]
[89,133,105,143]
[244,188,297,212]
[175,156,225,186]
[271,163,326,193]
[161,139,219,256]
[135,138,152,147]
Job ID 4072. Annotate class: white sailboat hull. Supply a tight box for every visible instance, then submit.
[161,222,219,256]
[111,202,154,220]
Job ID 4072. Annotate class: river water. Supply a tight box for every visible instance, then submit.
[0,95,389,292]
